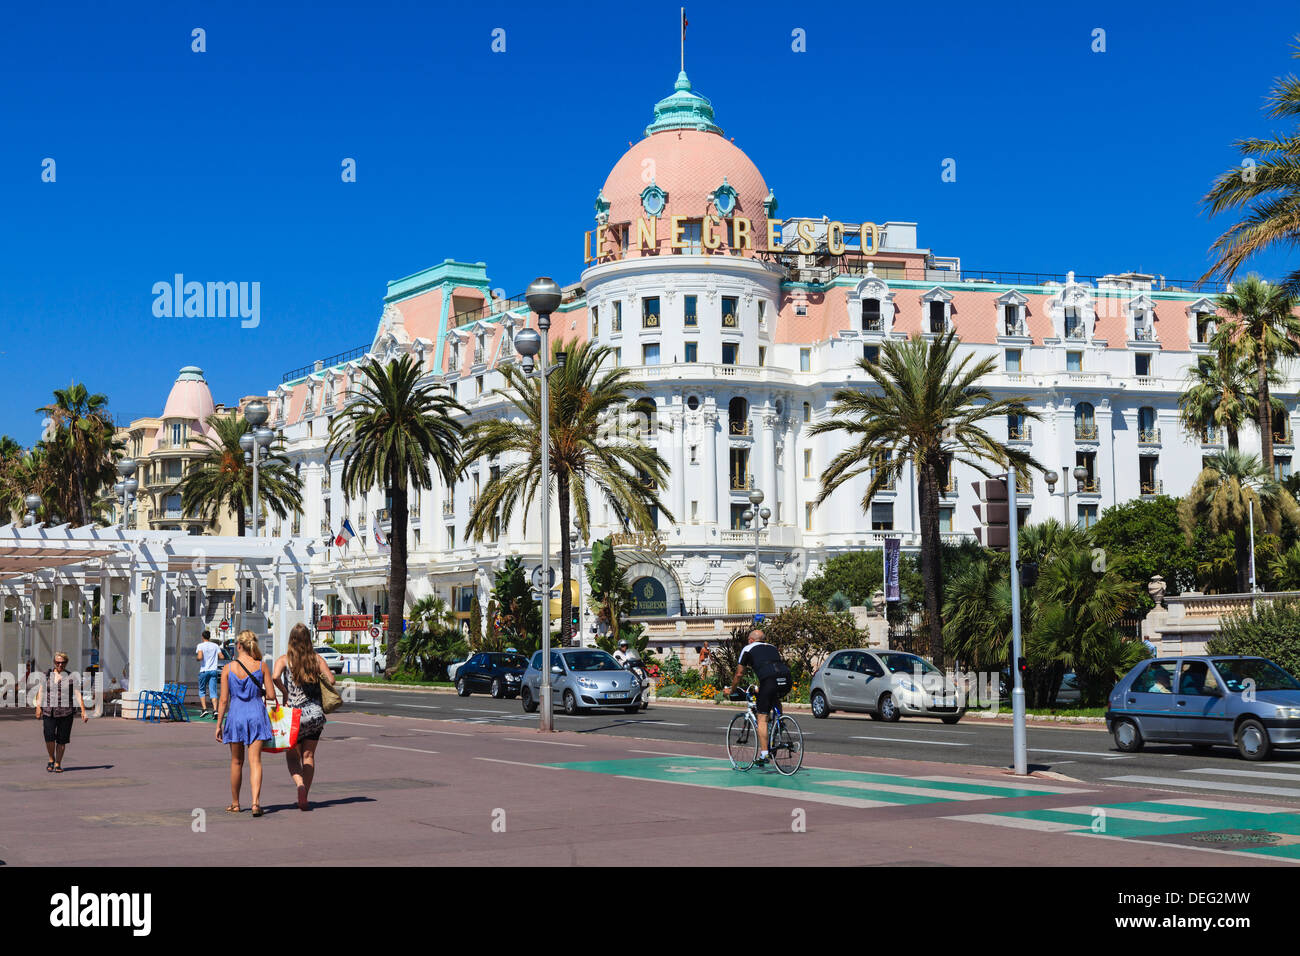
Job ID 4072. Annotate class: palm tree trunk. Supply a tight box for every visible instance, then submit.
[1260,358,1274,474]
[388,479,408,678]
[1228,426,1239,451]
[558,470,572,645]
[919,458,945,667]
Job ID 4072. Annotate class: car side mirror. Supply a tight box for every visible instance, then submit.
[551,666,564,675]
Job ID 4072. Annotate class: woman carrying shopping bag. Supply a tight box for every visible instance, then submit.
[216,630,277,817]
[272,623,336,811]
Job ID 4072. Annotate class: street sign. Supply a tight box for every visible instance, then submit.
[369,625,381,640]
[219,619,230,632]
[530,565,556,591]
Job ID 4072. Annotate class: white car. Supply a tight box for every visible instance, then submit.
[314,645,344,675]
[448,656,471,681]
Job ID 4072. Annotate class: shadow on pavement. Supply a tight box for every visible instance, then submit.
[259,796,377,814]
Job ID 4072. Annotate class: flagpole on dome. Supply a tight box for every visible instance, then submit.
[681,7,686,73]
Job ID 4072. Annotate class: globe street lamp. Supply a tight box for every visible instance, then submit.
[522,277,566,731]
[115,458,137,528]
[746,486,769,617]
[241,401,274,536]
[24,493,42,527]
[1043,465,1089,525]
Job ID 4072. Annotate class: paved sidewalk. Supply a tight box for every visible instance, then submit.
[0,709,1293,866]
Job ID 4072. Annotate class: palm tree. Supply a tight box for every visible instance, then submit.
[1179,449,1300,592]
[327,355,465,676]
[37,383,121,526]
[463,339,671,644]
[173,413,304,535]
[811,330,1042,664]
[0,440,52,523]
[1177,336,1257,450]
[1202,37,1300,296]
[1214,275,1300,474]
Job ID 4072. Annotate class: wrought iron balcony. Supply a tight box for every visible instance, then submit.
[1274,426,1294,447]
[642,313,660,329]
[1200,427,1223,446]
[1003,320,1028,337]
[1008,424,1032,441]
[729,420,753,436]
[722,312,738,329]
[1077,476,1102,494]
[1065,321,1086,340]
[730,473,750,491]
[862,316,884,333]
[1075,423,1099,441]
[442,500,455,516]
[1140,480,1163,496]
[1138,427,1161,444]
[1133,326,1157,342]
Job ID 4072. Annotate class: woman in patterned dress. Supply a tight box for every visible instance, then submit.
[272,623,336,811]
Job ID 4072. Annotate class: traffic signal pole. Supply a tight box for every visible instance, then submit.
[1008,465,1027,775]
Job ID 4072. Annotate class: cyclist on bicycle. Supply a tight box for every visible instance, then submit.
[724,619,791,767]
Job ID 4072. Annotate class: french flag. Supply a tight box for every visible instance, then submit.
[335,518,357,547]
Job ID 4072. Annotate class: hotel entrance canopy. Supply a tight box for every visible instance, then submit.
[0,522,319,699]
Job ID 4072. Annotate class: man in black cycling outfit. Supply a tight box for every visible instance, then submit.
[724,619,786,767]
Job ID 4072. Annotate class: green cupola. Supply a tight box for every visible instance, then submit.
[644,71,723,136]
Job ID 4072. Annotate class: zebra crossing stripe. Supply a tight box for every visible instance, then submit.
[1105,774,1300,799]
[823,779,991,801]
[1046,805,1202,823]
[941,813,1081,832]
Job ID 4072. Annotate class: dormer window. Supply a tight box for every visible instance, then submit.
[862,298,882,332]
[710,178,738,216]
[996,289,1029,337]
[1064,307,1085,340]
[1197,312,1216,343]
[920,287,953,334]
[1129,295,1157,342]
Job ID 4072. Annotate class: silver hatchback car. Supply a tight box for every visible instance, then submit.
[1107,655,1300,761]
[809,649,966,724]
[519,648,644,715]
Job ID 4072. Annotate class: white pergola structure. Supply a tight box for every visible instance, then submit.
[0,523,318,708]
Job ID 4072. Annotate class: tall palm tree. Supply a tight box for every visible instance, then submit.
[1202,37,1300,296]
[1214,275,1300,474]
[0,440,52,524]
[173,413,304,535]
[1178,449,1300,592]
[463,339,671,644]
[327,355,465,676]
[810,330,1042,664]
[36,383,121,526]
[1177,335,1257,450]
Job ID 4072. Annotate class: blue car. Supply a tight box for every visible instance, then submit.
[1107,655,1300,761]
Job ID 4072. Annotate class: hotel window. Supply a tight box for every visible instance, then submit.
[729,448,750,490]
[1138,407,1158,443]
[1066,351,1083,372]
[803,449,812,478]
[446,527,455,551]
[939,507,954,533]
[613,301,622,331]
[614,347,622,367]
[591,306,599,336]
[863,344,879,364]
[862,298,883,332]
[799,349,811,372]
[163,459,183,480]
[1140,456,1161,495]
[758,300,767,327]
[1135,353,1151,377]
[681,219,703,254]
[1196,312,1215,344]
[1065,307,1084,340]
[476,375,484,396]
[413,529,421,549]
[684,341,698,363]
[172,422,184,446]
[758,346,766,367]
[684,295,698,327]
[1008,413,1028,441]
[805,503,814,531]
[722,296,739,329]
[722,343,738,366]
[642,343,660,366]
[1004,304,1022,336]
[1005,349,1022,373]
[802,402,811,423]
[871,502,894,531]
[730,504,750,530]
[1075,403,1097,440]
[928,301,946,334]
[1077,504,1099,530]
[1276,457,1293,481]
[642,296,660,329]
[1018,506,1031,528]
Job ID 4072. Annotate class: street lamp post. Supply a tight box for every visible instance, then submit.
[114,458,138,529]
[241,401,273,537]
[1043,465,1089,526]
[744,487,769,616]
[519,277,565,732]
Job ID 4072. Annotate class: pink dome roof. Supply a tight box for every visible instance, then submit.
[600,128,770,256]
[160,366,216,433]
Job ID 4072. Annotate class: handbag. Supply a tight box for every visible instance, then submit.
[319,677,342,714]
[264,701,301,753]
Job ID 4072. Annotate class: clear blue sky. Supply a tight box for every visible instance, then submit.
[1,0,1296,441]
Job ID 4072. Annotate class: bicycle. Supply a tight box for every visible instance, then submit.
[725,685,804,775]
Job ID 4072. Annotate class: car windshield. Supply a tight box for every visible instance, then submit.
[492,654,529,669]
[562,651,623,672]
[1212,658,1300,693]
[877,653,940,675]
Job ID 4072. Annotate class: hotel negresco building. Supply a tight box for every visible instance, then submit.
[258,71,1278,639]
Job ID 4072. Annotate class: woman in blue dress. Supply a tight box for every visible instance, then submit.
[215,630,278,816]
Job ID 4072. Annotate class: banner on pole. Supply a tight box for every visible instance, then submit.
[884,537,901,602]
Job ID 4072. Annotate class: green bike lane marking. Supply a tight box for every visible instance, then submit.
[542,755,1093,806]
[944,800,1300,860]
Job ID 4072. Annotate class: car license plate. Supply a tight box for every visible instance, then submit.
[604,692,628,700]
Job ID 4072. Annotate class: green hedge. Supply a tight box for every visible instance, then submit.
[1208,599,1300,677]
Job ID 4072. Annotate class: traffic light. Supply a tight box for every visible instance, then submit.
[1018,560,1040,588]
[970,478,1009,550]
[1016,656,1027,677]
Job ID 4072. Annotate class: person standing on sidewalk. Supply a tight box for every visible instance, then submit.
[272,623,336,811]
[216,630,276,816]
[195,630,222,719]
[33,652,87,773]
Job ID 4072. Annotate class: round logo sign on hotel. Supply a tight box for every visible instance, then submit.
[630,576,668,616]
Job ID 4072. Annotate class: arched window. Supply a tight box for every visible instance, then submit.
[1138,407,1158,443]
[728,397,749,436]
[1075,403,1097,440]
[862,298,882,332]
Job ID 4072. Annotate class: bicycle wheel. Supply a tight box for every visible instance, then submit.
[726,713,757,770]
[770,714,804,775]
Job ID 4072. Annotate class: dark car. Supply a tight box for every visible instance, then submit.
[455,652,530,699]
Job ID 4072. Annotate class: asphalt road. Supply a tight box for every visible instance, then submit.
[345,686,1300,806]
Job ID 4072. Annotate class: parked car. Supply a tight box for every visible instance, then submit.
[456,652,530,699]
[519,648,644,715]
[1056,672,1081,706]
[315,645,344,675]
[1107,655,1300,761]
[447,655,471,681]
[809,649,966,724]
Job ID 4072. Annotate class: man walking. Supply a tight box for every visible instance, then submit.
[33,652,87,773]
[196,630,222,719]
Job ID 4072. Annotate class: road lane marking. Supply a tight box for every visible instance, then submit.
[1184,767,1300,782]
[1067,831,1300,864]
[943,813,1081,832]
[1106,774,1300,798]
[918,775,1093,794]
[1049,805,1202,823]
[390,703,442,710]
[822,779,991,801]
[1152,797,1296,814]
[410,729,472,737]
[1029,748,1121,758]
[851,735,968,747]
[455,707,508,714]
[329,720,382,728]
[474,757,563,770]
[369,744,439,754]
[628,749,699,757]
[504,737,585,747]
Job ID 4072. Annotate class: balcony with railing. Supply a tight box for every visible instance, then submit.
[472,347,484,366]
[728,419,753,437]
[1274,424,1294,447]
[1008,423,1032,442]
[1201,427,1224,446]
[1075,422,1099,441]
[1138,427,1161,445]
[377,508,392,531]
[442,499,455,517]
[467,495,479,512]
[730,473,750,491]
[1003,319,1028,337]
[642,311,660,330]
[1133,325,1158,342]
[1076,476,1102,494]
[722,311,738,329]
[1140,479,1164,497]
[1065,320,1086,340]
[862,315,884,333]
